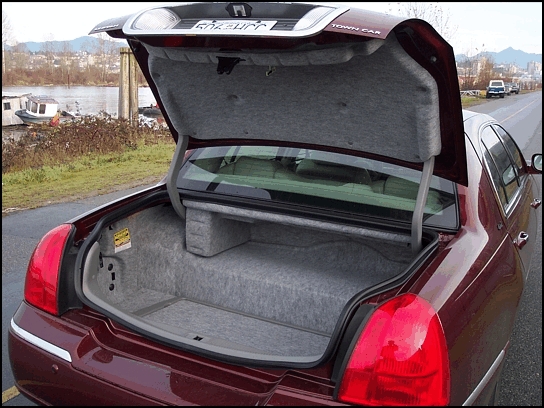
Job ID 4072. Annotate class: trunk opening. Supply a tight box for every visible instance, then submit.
[79,196,436,365]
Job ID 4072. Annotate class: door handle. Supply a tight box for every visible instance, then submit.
[514,231,529,249]
[531,198,541,209]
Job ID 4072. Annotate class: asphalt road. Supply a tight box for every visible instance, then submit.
[2,92,542,406]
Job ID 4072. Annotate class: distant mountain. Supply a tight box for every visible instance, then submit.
[455,47,542,68]
[8,36,127,53]
[9,38,542,67]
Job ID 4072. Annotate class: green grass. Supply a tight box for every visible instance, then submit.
[461,95,488,108]
[2,140,174,213]
[2,115,177,213]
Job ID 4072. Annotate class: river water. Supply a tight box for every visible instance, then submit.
[2,85,158,140]
[2,85,156,116]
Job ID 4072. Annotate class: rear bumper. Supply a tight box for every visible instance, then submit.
[8,301,340,406]
[9,315,164,406]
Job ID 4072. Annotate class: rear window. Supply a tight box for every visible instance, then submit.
[491,81,503,86]
[177,146,458,230]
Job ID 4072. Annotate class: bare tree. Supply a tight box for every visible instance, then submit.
[456,43,487,90]
[458,55,476,90]
[92,32,120,83]
[2,10,14,44]
[2,10,15,75]
[475,57,495,89]
[60,41,74,86]
[11,43,30,71]
[387,2,458,42]
[40,33,57,77]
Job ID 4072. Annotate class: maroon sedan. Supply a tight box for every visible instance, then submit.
[8,2,542,406]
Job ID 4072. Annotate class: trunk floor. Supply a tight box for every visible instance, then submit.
[123,289,331,358]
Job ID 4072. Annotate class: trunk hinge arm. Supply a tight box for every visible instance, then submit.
[411,156,435,254]
[166,135,189,219]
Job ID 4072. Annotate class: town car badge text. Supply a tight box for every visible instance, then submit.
[330,24,381,35]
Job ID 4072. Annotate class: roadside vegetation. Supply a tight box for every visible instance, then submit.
[2,116,174,213]
[461,95,487,108]
[461,88,538,108]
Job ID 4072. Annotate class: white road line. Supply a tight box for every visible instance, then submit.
[501,98,539,123]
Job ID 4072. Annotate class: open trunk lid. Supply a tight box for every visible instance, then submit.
[91,1,467,186]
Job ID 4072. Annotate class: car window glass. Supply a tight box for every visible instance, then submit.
[492,125,526,181]
[178,145,458,230]
[481,126,517,208]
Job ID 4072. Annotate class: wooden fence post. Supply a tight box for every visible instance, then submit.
[119,47,130,121]
[119,47,139,125]
[129,51,138,126]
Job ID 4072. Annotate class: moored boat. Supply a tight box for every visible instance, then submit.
[14,95,60,125]
[138,104,162,117]
[2,92,31,126]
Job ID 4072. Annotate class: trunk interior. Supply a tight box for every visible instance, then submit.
[81,198,429,364]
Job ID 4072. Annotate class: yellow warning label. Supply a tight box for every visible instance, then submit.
[114,227,131,253]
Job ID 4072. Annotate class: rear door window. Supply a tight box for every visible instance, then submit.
[492,124,526,182]
[480,125,525,214]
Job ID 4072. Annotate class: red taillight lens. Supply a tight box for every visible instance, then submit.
[24,224,72,316]
[337,293,450,406]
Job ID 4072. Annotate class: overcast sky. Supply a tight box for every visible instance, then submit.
[2,2,542,56]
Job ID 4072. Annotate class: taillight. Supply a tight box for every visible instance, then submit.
[24,224,72,316]
[337,293,450,406]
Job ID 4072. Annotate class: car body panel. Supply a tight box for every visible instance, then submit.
[399,126,522,405]
[502,164,539,280]
[10,303,340,406]
[469,118,539,280]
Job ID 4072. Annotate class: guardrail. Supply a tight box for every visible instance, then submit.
[460,90,482,97]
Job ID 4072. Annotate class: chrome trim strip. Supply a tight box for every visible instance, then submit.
[10,318,72,363]
[122,5,350,38]
[463,349,505,406]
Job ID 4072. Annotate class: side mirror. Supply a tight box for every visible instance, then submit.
[531,154,542,173]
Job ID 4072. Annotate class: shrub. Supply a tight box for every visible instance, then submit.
[2,116,172,173]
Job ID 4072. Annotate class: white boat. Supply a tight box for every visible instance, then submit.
[2,92,31,126]
[14,95,59,125]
